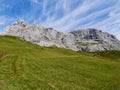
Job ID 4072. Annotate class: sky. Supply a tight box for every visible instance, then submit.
[0,0,120,39]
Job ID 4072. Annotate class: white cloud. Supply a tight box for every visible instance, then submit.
[41,1,107,29]
[36,0,120,40]
[0,16,7,25]
[1,0,120,40]
[0,16,15,33]
[31,0,39,4]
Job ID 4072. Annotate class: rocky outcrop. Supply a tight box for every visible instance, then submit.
[3,20,120,52]
[70,29,120,52]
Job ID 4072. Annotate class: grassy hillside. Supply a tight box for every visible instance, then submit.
[93,51,120,61]
[0,36,120,90]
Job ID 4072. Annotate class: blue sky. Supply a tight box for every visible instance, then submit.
[0,0,120,39]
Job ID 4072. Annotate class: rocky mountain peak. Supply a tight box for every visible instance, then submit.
[13,19,27,27]
[3,21,120,52]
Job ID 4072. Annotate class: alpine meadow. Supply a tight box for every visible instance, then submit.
[0,0,120,90]
[0,36,120,90]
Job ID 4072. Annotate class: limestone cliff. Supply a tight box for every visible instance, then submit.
[3,20,120,52]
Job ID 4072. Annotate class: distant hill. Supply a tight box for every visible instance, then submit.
[3,20,120,52]
[0,36,120,90]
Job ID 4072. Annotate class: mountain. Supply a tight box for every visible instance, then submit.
[0,36,120,90]
[3,20,120,52]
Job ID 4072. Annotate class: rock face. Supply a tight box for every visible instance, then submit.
[3,20,120,52]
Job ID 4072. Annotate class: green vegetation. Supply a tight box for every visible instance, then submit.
[93,51,120,61]
[0,36,120,90]
[75,42,98,46]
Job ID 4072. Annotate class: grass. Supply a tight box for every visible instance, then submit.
[93,51,120,61]
[75,42,99,46]
[0,36,120,90]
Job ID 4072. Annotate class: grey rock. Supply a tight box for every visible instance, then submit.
[3,20,120,52]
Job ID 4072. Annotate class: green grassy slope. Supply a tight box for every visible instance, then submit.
[0,36,120,90]
[93,51,120,61]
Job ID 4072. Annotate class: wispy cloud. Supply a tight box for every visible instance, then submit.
[0,16,15,33]
[31,0,39,4]
[0,0,120,39]
[37,0,120,39]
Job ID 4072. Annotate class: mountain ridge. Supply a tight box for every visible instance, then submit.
[3,20,120,52]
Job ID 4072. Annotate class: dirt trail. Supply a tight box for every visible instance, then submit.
[0,54,10,61]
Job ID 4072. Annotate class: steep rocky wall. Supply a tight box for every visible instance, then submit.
[3,20,120,52]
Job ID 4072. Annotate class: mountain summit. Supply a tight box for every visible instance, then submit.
[3,20,120,52]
